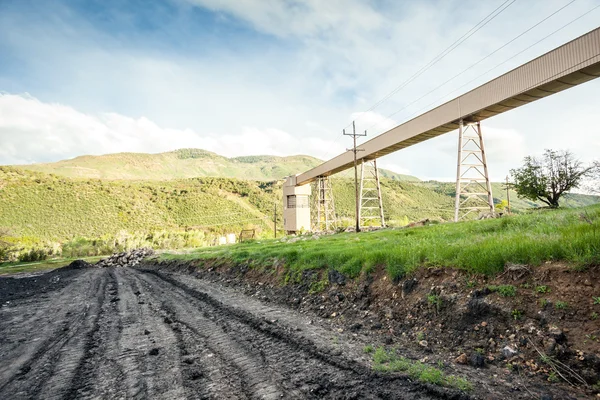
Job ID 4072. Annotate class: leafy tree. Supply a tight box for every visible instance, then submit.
[0,228,14,262]
[510,150,597,208]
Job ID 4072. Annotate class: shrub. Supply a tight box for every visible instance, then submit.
[488,285,517,297]
[536,285,551,294]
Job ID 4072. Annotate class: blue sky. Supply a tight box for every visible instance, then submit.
[0,0,599,181]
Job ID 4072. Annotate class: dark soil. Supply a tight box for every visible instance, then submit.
[0,264,468,400]
[147,259,600,400]
[0,260,93,303]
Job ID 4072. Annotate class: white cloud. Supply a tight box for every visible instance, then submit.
[1,0,600,181]
[0,93,338,165]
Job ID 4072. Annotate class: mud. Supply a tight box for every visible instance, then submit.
[150,260,600,400]
[0,264,467,400]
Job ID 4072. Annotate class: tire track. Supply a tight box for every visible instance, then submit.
[0,269,106,400]
[131,268,454,400]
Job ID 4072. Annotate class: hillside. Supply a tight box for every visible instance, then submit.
[15,148,419,182]
[2,166,598,262]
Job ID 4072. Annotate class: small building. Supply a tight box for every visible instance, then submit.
[283,175,311,234]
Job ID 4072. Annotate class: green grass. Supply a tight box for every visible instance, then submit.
[536,285,551,294]
[372,347,472,391]
[0,256,104,276]
[161,205,600,280]
[487,285,517,297]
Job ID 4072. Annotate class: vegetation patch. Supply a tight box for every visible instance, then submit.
[371,347,472,391]
[162,205,600,280]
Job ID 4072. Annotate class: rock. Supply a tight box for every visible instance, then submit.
[327,269,346,285]
[402,278,418,295]
[481,321,488,327]
[419,340,428,347]
[544,338,557,355]
[548,326,565,343]
[502,345,518,358]
[149,348,160,356]
[455,353,468,365]
[470,353,485,368]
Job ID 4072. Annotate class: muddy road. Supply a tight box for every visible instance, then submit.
[0,265,465,400]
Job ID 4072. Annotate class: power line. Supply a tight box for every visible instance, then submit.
[357,0,517,119]
[320,0,516,161]
[398,3,600,123]
[365,0,579,134]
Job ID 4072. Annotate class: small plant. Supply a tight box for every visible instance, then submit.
[370,347,472,391]
[308,278,328,294]
[416,331,426,341]
[547,371,560,383]
[512,309,523,320]
[592,312,599,320]
[506,362,514,371]
[539,298,549,308]
[555,301,568,310]
[536,285,551,294]
[475,348,485,355]
[466,280,476,288]
[593,296,600,305]
[427,294,442,310]
[488,284,516,297]
[520,283,531,289]
[363,345,374,354]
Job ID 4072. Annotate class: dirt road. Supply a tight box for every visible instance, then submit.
[0,265,465,400]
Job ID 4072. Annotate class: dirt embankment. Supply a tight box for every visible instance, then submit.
[147,259,600,400]
[0,261,466,400]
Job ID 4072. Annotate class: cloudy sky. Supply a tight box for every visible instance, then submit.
[0,0,599,180]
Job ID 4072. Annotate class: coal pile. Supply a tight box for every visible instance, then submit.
[96,248,155,268]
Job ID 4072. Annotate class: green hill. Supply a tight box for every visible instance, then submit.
[15,148,419,182]
[1,165,598,263]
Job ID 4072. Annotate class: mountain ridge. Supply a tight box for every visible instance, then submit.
[13,148,420,182]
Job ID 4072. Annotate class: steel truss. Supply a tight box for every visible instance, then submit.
[312,176,337,231]
[454,120,494,222]
[359,159,385,228]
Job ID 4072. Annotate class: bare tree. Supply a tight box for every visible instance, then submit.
[510,150,597,208]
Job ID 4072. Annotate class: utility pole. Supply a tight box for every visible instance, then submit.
[344,121,366,232]
[274,202,277,238]
[505,175,511,214]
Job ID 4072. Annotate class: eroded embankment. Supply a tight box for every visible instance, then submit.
[145,259,600,400]
[0,262,467,400]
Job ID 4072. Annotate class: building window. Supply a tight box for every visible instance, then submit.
[287,195,309,208]
[287,195,296,208]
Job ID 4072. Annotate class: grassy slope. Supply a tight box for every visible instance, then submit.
[16,148,419,182]
[162,205,600,279]
[419,181,600,210]
[1,167,598,243]
[0,167,279,241]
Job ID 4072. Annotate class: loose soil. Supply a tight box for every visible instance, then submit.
[147,259,600,400]
[0,262,467,400]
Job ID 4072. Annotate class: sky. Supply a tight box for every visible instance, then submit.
[0,0,599,181]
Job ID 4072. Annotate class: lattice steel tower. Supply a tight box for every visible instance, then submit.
[312,176,337,231]
[454,120,494,221]
[359,159,385,228]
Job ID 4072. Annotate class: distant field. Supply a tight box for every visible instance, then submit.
[161,205,600,279]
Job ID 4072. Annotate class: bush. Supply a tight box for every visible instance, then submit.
[18,248,50,262]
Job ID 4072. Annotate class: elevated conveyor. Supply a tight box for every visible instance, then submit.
[296,27,600,186]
